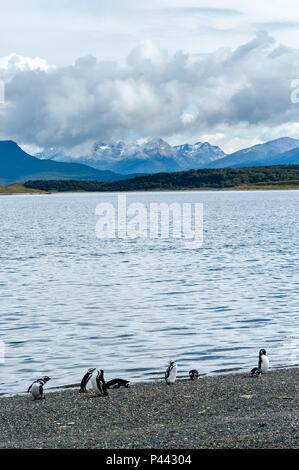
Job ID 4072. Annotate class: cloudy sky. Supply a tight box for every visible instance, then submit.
[1,0,299,154]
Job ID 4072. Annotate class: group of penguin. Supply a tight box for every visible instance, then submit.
[27,369,130,400]
[27,348,270,400]
[165,349,269,383]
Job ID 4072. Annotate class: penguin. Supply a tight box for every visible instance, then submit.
[250,367,262,377]
[258,349,269,373]
[89,369,109,396]
[165,360,178,385]
[250,349,269,376]
[189,369,199,380]
[106,378,130,389]
[79,368,96,393]
[27,376,51,400]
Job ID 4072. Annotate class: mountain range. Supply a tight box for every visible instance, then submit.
[207,137,299,168]
[36,138,225,175]
[36,137,299,174]
[1,137,299,185]
[0,140,139,185]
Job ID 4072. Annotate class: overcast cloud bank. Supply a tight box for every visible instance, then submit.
[0,32,299,154]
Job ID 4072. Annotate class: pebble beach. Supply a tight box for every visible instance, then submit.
[0,368,297,449]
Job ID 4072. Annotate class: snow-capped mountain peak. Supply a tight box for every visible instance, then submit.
[35,137,226,174]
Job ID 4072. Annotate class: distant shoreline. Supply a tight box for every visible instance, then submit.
[0,367,297,449]
[1,182,299,195]
[1,165,298,194]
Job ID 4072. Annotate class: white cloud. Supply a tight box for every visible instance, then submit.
[0,53,54,72]
[260,122,299,142]
[200,133,263,154]
[181,112,198,125]
[0,33,299,153]
[127,41,168,68]
[1,1,299,66]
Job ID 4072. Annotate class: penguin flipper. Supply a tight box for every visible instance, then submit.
[96,376,104,395]
[80,372,91,393]
[97,377,109,396]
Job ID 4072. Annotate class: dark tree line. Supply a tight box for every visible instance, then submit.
[24,165,299,192]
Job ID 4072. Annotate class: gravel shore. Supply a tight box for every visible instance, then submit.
[0,368,297,449]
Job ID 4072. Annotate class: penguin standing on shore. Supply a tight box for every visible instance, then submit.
[79,368,96,393]
[27,376,51,400]
[258,349,270,373]
[250,349,269,377]
[165,360,178,385]
[89,369,109,396]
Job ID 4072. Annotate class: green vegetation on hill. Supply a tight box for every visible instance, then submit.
[23,165,299,192]
[0,183,46,194]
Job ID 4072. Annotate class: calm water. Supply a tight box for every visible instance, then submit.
[0,190,298,395]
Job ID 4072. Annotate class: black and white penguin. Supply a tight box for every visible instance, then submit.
[258,349,269,373]
[250,367,262,377]
[88,368,109,396]
[106,378,130,389]
[250,349,269,376]
[165,360,178,385]
[189,369,199,380]
[27,376,51,400]
[79,368,96,393]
